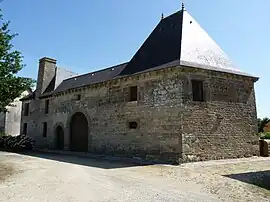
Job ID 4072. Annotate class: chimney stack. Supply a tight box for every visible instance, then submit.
[36,57,56,98]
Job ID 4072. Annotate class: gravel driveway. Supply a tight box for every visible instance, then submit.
[0,151,269,202]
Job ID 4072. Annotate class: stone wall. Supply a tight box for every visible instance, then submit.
[21,67,258,163]
[181,72,259,162]
[267,140,270,156]
[0,113,5,133]
[259,139,270,157]
[21,99,45,146]
[31,70,184,162]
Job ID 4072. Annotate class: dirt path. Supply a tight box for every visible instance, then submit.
[0,151,269,202]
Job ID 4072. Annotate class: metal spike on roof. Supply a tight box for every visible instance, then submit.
[161,13,164,20]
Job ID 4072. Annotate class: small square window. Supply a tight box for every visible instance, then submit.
[129,86,138,101]
[22,123,27,135]
[129,121,138,129]
[24,103,29,116]
[43,122,47,137]
[45,100,49,114]
[76,94,81,100]
[192,80,204,102]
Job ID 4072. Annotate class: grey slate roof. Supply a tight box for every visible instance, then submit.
[119,11,183,75]
[20,90,36,101]
[54,67,79,90]
[119,9,255,78]
[54,62,128,94]
[180,10,247,75]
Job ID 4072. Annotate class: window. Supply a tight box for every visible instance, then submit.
[129,86,138,101]
[129,121,138,129]
[192,80,204,102]
[22,123,27,135]
[76,94,81,100]
[45,100,49,114]
[43,122,47,137]
[24,103,29,116]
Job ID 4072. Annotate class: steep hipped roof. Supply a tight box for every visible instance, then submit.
[22,7,257,100]
[120,8,253,77]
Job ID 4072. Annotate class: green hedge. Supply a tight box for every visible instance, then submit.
[0,134,34,151]
[259,132,270,140]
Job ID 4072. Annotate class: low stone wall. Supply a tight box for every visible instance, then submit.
[259,139,270,157]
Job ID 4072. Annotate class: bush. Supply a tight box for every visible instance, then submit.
[0,134,34,152]
[259,132,270,140]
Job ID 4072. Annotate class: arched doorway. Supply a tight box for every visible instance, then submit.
[70,112,88,152]
[55,126,64,150]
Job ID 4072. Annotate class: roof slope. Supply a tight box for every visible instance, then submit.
[54,62,127,94]
[180,10,248,75]
[119,9,253,77]
[22,7,256,100]
[55,67,79,90]
[120,11,183,75]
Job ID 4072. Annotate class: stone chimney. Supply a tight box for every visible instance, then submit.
[36,57,56,98]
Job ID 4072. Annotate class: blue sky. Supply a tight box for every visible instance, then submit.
[1,0,269,118]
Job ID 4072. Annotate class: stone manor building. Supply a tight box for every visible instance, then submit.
[20,7,259,163]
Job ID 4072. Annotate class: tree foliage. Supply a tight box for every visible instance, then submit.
[0,10,34,112]
[257,117,270,133]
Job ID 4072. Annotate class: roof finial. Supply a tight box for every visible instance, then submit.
[182,2,185,10]
[161,13,164,20]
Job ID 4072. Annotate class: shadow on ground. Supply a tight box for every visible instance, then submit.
[20,151,151,169]
[0,162,15,182]
[224,170,270,190]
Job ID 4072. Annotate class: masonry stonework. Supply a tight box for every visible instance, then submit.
[21,67,258,163]
[20,8,259,163]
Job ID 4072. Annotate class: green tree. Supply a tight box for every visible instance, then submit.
[0,10,34,112]
[258,117,270,133]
